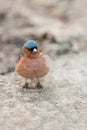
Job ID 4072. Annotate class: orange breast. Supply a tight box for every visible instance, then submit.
[15,55,49,79]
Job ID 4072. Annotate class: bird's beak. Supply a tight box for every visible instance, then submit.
[33,48,37,53]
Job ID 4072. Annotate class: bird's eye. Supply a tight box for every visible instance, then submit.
[28,48,31,51]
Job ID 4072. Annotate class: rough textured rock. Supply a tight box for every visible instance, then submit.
[0,0,87,129]
[0,51,87,130]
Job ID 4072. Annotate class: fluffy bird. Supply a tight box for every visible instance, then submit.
[15,40,50,89]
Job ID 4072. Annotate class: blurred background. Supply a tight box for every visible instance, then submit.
[0,0,87,75]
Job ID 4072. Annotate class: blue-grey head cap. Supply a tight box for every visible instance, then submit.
[23,40,38,50]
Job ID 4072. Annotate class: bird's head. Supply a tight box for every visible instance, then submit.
[22,40,41,58]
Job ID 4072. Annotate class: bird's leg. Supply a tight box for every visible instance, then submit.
[23,79,43,89]
[23,79,29,89]
[36,79,43,89]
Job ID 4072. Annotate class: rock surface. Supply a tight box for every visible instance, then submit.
[0,51,87,130]
[0,0,87,129]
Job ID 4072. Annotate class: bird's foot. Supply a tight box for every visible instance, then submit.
[23,82,30,89]
[36,82,43,89]
[23,81,43,90]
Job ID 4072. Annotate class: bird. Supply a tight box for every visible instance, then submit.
[15,40,50,89]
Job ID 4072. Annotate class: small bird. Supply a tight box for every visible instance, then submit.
[15,40,50,89]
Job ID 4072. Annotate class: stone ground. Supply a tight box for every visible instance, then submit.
[0,51,87,130]
[0,0,87,129]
